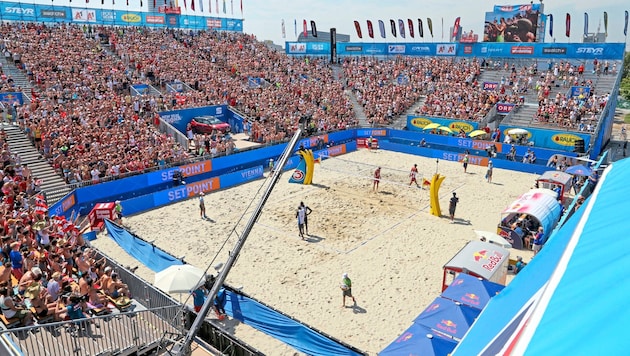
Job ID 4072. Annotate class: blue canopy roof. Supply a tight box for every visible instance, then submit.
[413,297,481,340]
[379,323,458,356]
[455,158,630,355]
[440,273,505,310]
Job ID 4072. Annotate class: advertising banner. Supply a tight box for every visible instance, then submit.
[570,86,591,98]
[483,3,542,43]
[496,103,515,114]
[500,125,591,151]
[482,82,499,90]
[407,115,479,133]
[0,1,242,30]
[456,42,625,60]
[159,105,229,133]
[0,92,23,105]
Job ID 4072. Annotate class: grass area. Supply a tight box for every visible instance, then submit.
[625,113,630,124]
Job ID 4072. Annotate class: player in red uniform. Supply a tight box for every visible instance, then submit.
[373,167,381,192]
[409,164,420,187]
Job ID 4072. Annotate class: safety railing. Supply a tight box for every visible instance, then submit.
[0,306,183,356]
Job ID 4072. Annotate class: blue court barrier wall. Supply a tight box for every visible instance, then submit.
[0,1,243,31]
[379,140,550,175]
[406,116,480,133]
[50,127,566,219]
[286,41,625,61]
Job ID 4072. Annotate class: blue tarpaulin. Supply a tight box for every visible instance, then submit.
[379,323,457,356]
[104,220,183,272]
[440,273,505,310]
[223,291,363,356]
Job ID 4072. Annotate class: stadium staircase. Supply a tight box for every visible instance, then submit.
[0,56,36,103]
[333,64,370,127]
[2,123,71,204]
[392,96,426,130]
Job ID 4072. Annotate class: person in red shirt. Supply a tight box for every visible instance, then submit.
[409,164,420,187]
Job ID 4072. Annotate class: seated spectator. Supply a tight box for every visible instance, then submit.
[0,286,33,326]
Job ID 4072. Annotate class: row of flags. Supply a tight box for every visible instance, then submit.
[286,11,630,40]
[354,18,444,39]
[557,11,628,38]
[72,0,244,15]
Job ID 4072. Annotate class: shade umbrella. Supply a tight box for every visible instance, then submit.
[441,273,505,310]
[468,130,487,138]
[423,123,441,130]
[413,297,481,340]
[154,264,207,294]
[508,128,529,136]
[474,230,513,248]
[437,126,454,134]
[379,323,457,356]
[565,164,593,176]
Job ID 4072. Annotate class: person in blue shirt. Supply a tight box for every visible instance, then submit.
[532,227,544,255]
[514,256,525,274]
[9,242,24,280]
[192,286,206,313]
[213,288,227,320]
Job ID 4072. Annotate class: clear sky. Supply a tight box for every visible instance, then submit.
[239,0,629,46]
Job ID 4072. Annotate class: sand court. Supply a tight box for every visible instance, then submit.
[91,148,538,354]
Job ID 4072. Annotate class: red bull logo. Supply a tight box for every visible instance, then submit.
[482,251,505,272]
[473,250,487,262]
[437,319,458,334]
[397,331,414,342]
[462,293,481,306]
[425,303,440,313]
[451,279,464,287]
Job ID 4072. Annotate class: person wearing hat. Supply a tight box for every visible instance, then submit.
[449,192,459,223]
[340,273,356,307]
[199,192,207,219]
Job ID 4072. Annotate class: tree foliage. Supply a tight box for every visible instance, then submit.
[621,52,630,100]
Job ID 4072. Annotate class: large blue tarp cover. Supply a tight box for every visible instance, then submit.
[104,220,183,272]
[223,290,362,356]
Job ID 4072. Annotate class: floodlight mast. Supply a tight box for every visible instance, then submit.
[175,129,303,355]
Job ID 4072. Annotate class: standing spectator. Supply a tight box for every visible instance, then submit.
[449,192,459,223]
[296,205,306,240]
[191,285,206,313]
[299,202,313,235]
[199,192,207,219]
[486,160,493,183]
[532,227,544,255]
[213,288,227,320]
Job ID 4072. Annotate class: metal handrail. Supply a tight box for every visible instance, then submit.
[0,305,183,356]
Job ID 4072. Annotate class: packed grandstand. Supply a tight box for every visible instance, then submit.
[0,18,624,356]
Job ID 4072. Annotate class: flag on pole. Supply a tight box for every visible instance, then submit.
[294,19,297,37]
[441,17,444,39]
[191,0,195,11]
[583,12,588,37]
[367,20,374,39]
[427,17,433,37]
[566,13,571,37]
[549,14,553,37]
[222,0,226,13]
[408,19,414,38]
[303,19,307,37]
[603,12,608,37]
[452,17,461,39]
[282,19,286,38]
[398,19,406,38]
[311,20,317,37]
[354,20,363,38]
[240,0,242,15]
[378,20,386,38]
[198,0,202,12]
[418,18,424,38]
[215,0,218,13]
[183,0,186,9]
[230,0,233,14]
[208,0,211,12]
[390,19,397,37]
[625,10,629,37]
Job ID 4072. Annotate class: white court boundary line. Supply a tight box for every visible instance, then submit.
[251,182,467,255]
